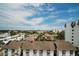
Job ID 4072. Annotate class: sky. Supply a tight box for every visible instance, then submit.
[0,3,79,30]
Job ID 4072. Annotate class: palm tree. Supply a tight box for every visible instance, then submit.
[35,32,52,41]
[56,31,65,40]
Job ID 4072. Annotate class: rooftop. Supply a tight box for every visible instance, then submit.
[3,40,76,50]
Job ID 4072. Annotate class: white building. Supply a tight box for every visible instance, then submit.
[0,33,10,38]
[2,40,75,56]
[65,20,79,47]
[0,33,25,44]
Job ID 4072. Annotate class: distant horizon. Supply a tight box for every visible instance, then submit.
[0,29,64,31]
[0,3,79,30]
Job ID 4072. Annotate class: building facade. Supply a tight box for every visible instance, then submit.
[65,20,79,47]
[2,40,75,56]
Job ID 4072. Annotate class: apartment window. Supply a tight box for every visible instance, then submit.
[33,50,37,56]
[5,49,8,56]
[70,50,73,56]
[71,21,75,28]
[62,50,66,56]
[72,42,73,44]
[72,36,74,38]
[39,50,43,56]
[72,30,74,31]
[26,49,29,56]
[47,50,50,56]
[72,39,74,41]
[72,33,74,34]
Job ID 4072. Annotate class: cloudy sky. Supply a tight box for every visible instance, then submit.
[0,3,79,30]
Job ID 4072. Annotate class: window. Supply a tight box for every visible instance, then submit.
[70,50,73,56]
[33,50,37,56]
[39,50,43,56]
[47,50,50,56]
[62,50,66,56]
[72,30,74,31]
[72,36,74,38]
[72,42,73,44]
[72,33,74,34]
[5,49,8,56]
[72,39,74,41]
[11,49,15,56]
[71,21,75,28]
[26,49,29,56]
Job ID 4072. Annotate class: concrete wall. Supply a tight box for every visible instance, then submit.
[65,21,79,47]
[3,49,75,56]
[3,49,54,56]
[58,51,70,56]
[58,50,75,56]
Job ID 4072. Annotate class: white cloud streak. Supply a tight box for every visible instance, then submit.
[0,3,78,30]
[0,4,46,30]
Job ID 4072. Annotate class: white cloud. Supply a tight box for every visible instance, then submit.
[1,3,77,30]
[0,10,33,25]
[52,19,67,26]
[56,19,67,23]
[0,4,45,30]
[29,3,42,7]
[28,24,63,30]
[50,7,79,14]
[67,7,79,13]
[0,4,35,25]
[4,10,44,25]
[29,17,44,25]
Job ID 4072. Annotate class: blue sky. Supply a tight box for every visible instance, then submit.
[0,3,79,30]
